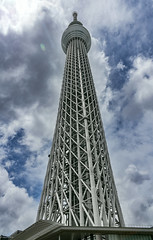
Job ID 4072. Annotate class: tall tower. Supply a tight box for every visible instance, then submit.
[37,12,124,228]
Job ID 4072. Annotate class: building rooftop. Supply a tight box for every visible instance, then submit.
[10,221,153,240]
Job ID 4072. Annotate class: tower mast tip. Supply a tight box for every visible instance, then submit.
[73,11,78,21]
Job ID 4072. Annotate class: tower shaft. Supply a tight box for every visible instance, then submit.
[37,14,124,228]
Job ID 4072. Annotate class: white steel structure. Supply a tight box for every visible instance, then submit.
[37,12,124,228]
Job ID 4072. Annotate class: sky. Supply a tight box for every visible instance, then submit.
[0,0,153,236]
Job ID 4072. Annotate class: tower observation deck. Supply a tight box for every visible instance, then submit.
[37,12,125,228]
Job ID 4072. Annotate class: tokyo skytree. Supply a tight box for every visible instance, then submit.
[36,12,125,228]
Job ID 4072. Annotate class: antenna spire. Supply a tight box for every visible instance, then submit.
[73,11,78,21]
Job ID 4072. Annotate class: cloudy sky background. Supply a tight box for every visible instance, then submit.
[0,0,153,235]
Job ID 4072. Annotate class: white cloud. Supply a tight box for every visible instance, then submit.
[4,160,14,168]
[125,164,150,184]
[117,164,153,226]
[0,0,134,36]
[79,0,134,34]
[0,147,7,162]
[0,0,38,34]
[127,56,153,109]
[0,65,27,84]
[116,56,153,121]
[97,55,153,226]
[82,48,153,227]
[102,56,153,123]
[24,148,49,186]
[89,37,110,98]
[0,166,37,235]
[0,0,62,34]
[117,61,126,70]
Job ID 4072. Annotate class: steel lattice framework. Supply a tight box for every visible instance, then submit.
[37,12,124,228]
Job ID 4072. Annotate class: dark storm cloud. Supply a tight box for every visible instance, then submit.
[0,13,63,124]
